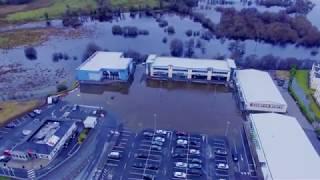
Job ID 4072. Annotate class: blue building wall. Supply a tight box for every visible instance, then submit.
[76,70,91,81]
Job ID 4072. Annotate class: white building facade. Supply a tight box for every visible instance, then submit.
[235,69,287,113]
[145,55,236,84]
[247,113,320,180]
[309,63,320,90]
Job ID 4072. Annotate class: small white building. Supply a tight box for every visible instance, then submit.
[309,63,320,90]
[83,116,97,129]
[248,113,320,180]
[145,55,236,84]
[76,52,134,82]
[235,69,287,113]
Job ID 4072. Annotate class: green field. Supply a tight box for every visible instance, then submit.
[110,0,160,8]
[295,70,320,120]
[6,0,97,22]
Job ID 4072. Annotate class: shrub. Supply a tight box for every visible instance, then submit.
[162,37,167,43]
[63,53,69,60]
[167,26,175,35]
[158,20,168,28]
[52,53,60,62]
[82,43,101,62]
[112,25,123,35]
[186,29,193,37]
[170,38,184,57]
[123,26,138,37]
[56,83,68,92]
[24,47,37,60]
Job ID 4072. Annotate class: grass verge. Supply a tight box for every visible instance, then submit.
[0,28,60,49]
[109,0,160,8]
[294,70,320,120]
[0,100,39,126]
[78,128,89,144]
[6,0,97,22]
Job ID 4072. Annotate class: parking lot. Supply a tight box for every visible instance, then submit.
[98,128,254,180]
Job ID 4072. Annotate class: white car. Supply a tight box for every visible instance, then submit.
[177,139,188,145]
[154,136,165,142]
[216,163,229,170]
[156,129,168,135]
[189,149,200,155]
[175,162,188,168]
[33,109,42,115]
[174,172,187,178]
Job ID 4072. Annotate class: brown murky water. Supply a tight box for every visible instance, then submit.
[65,65,244,138]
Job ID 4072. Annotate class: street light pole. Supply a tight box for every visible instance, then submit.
[225,121,230,136]
[153,113,157,131]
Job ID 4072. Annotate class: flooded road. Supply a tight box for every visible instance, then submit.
[65,65,243,137]
[1,0,320,99]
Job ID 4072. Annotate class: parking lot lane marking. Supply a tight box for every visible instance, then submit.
[0,130,8,134]
[240,129,251,172]
[106,163,118,167]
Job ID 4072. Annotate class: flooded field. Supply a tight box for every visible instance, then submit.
[65,65,243,139]
[0,0,320,100]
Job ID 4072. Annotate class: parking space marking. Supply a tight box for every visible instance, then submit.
[106,163,118,167]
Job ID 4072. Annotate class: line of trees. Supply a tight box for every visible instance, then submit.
[214,7,320,47]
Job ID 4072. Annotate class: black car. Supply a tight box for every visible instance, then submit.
[143,131,154,137]
[151,145,162,151]
[28,112,36,118]
[143,174,155,180]
[190,140,201,146]
[317,134,320,141]
[188,169,202,176]
[190,158,202,164]
[135,153,148,159]
[232,151,239,162]
[5,123,16,128]
[175,131,188,136]
[132,163,145,169]
[172,153,187,159]
[147,163,159,170]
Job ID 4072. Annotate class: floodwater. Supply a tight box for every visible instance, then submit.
[0,0,320,99]
[65,65,243,137]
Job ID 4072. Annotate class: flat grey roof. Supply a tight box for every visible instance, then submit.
[147,55,236,71]
[78,51,132,71]
[250,113,320,180]
[236,69,287,106]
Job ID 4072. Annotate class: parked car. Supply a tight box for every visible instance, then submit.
[132,162,144,169]
[5,123,16,128]
[154,136,165,142]
[216,163,229,170]
[172,153,186,159]
[135,153,148,159]
[175,162,188,168]
[177,139,188,145]
[190,158,202,164]
[143,131,154,137]
[174,172,187,178]
[33,109,42,115]
[156,129,168,135]
[317,134,320,141]
[28,112,36,118]
[189,169,202,176]
[147,163,159,170]
[108,152,121,159]
[215,149,228,156]
[72,104,79,111]
[151,141,163,146]
[190,149,200,155]
[0,155,11,163]
[232,151,239,162]
[151,145,162,151]
[175,131,188,136]
[190,140,201,146]
[189,163,202,169]
[143,174,155,180]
